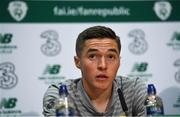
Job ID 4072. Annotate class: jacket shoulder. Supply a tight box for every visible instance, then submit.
[115,76,146,90]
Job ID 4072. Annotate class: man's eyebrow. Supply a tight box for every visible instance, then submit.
[87,48,98,53]
[87,48,119,54]
[108,48,119,54]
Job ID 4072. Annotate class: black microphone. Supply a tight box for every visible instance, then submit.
[117,88,128,116]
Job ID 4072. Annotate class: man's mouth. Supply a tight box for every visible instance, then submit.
[96,75,108,80]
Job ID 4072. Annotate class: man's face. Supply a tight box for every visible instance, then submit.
[74,38,120,91]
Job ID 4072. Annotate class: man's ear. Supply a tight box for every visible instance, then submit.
[74,56,81,69]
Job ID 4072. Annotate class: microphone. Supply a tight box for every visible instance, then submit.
[117,88,128,116]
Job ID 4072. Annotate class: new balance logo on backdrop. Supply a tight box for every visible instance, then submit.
[167,31,180,50]
[0,98,17,109]
[38,64,65,85]
[127,62,153,82]
[132,62,148,72]
[43,64,61,75]
[40,30,61,57]
[8,0,28,22]
[0,97,22,116]
[0,33,18,54]
[0,33,12,44]
[153,0,172,21]
[128,29,148,55]
[0,62,18,89]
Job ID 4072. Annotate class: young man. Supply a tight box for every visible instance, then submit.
[43,26,147,116]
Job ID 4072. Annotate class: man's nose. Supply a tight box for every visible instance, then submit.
[97,57,107,70]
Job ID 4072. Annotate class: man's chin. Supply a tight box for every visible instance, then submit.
[95,84,111,91]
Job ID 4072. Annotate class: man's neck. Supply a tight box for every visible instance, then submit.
[82,80,113,112]
[91,90,112,112]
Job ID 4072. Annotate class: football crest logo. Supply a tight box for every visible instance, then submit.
[153,1,172,21]
[8,1,28,22]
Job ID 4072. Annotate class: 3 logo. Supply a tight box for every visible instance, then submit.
[174,59,180,83]
[8,1,28,22]
[128,29,148,55]
[0,62,18,89]
[40,30,61,56]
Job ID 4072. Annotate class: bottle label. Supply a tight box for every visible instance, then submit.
[56,105,75,116]
[146,105,164,115]
[55,97,75,116]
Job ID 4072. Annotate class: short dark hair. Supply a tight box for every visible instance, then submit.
[75,26,121,57]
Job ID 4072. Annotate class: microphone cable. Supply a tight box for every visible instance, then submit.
[117,88,128,116]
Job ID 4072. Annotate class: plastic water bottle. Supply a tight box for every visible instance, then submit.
[144,84,164,116]
[55,84,75,116]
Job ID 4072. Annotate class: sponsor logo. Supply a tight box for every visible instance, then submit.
[43,64,61,75]
[38,64,65,85]
[0,97,22,115]
[0,98,17,109]
[0,33,12,44]
[128,29,148,55]
[167,31,180,50]
[40,30,61,57]
[153,0,172,21]
[174,59,180,83]
[8,1,28,22]
[127,62,152,82]
[0,62,18,89]
[0,33,17,54]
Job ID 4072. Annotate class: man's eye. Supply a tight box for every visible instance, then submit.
[107,55,115,59]
[88,54,96,59]
[109,55,113,58]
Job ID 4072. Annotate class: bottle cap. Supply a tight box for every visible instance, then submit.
[147,84,156,95]
[59,84,68,95]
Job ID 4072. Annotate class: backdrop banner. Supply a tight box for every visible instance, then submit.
[0,0,180,116]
